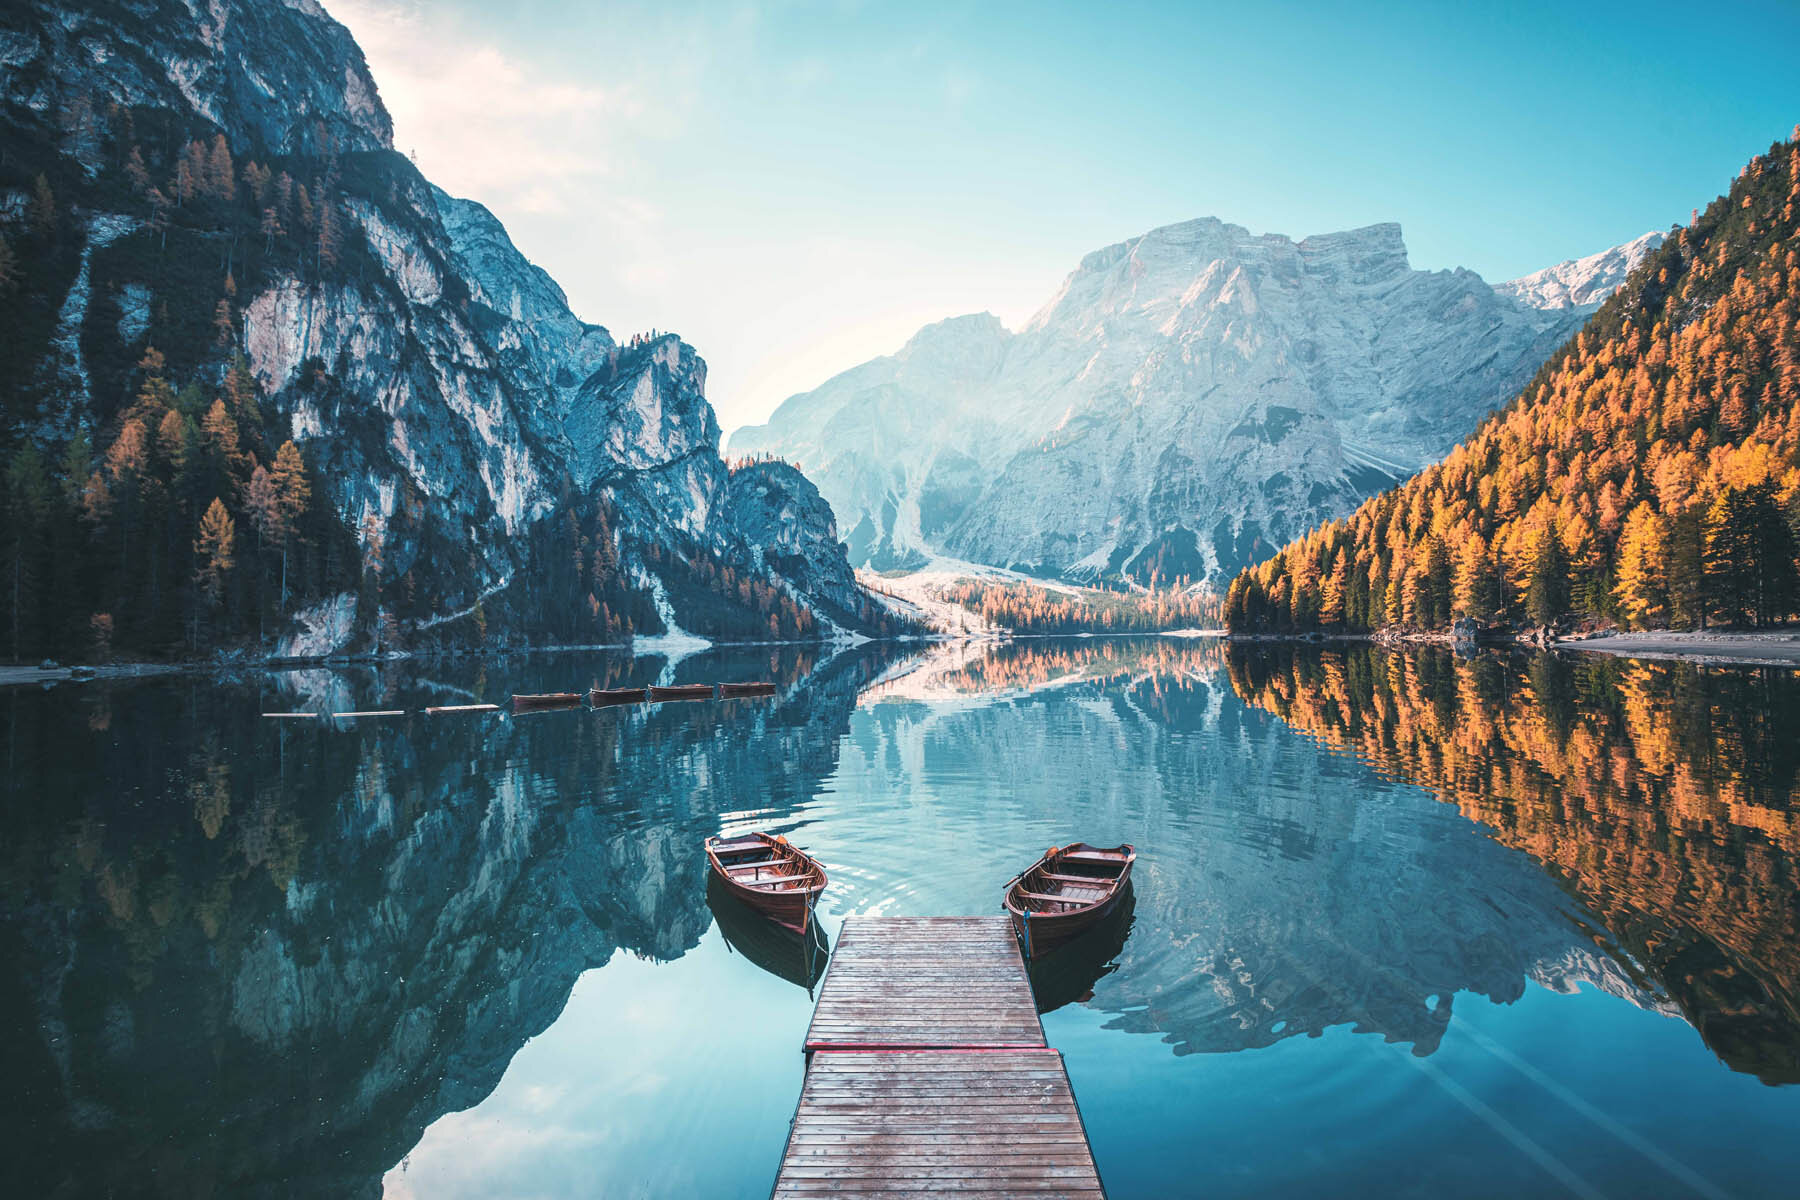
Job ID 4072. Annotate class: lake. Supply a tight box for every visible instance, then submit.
[4,638,1798,1198]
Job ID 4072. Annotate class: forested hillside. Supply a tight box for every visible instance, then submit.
[0,112,364,659]
[1226,129,1800,634]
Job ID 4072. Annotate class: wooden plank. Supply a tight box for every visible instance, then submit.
[774,1050,1101,1197]
[804,917,1044,1051]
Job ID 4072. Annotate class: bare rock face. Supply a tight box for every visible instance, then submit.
[732,219,1662,583]
[2,0,393,155]
[725,461,863,624]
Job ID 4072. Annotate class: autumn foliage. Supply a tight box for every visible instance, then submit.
[943,579,1219,634]
[1229,644,1800,1082]
[1228,132,1800,634]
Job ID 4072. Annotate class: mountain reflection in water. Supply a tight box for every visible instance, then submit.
[2,636,1797,1198]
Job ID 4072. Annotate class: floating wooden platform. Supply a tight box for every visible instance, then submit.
[775,916,1103,1197]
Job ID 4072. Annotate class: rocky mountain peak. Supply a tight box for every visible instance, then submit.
[1496,229,1665,309]
[4,0,392,156]
[1296,221,1411,285]
[733,218,1654,583]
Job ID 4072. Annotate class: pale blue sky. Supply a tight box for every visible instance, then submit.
[329,0,1800,434]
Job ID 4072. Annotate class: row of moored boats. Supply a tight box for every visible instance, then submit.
[513,681,777,712]
[704,831,1135,957]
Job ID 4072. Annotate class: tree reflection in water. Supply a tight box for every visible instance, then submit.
[1227,643,1800,1084]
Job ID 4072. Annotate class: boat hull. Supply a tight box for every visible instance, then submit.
[1003,842,1136,958]
[589,687,647,706]
[1009,880,1132,955]
[705,832,828,932]
[511,693,583,712]
[650,684,715,702]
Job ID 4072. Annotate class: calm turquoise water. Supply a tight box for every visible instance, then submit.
[3,638,1798,1198]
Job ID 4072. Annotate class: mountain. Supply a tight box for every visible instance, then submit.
[0,0,905,663]
[730,219,1660,585]
[1495,229,1665,309]
[1226,131,1800,634]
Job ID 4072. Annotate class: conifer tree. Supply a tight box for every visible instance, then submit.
[195,498,236,604]
[124,146,151,194]
[1525,524,1571,627]
[1705,484,1799,626]
[1614,504,1669,629]
[208,134,234,202]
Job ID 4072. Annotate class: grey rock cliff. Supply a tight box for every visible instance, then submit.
[732,218,1661,583]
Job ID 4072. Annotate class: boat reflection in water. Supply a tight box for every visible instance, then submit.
[706,876,831,994]
[1026,889,1137,1016]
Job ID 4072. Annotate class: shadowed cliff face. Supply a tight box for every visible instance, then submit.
[0,644,900,1199]
[1226,644,1800,1084]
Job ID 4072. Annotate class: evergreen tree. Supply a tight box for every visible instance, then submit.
[194,498,236,605]
[1453,536,1502,623]
[1424,538,1453,626]
[1614,504,1669,629]
[29,174,54,236]
[1525,524,1570,627]
[1705,484,1799,626]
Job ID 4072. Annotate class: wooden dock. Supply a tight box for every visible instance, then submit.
[774,916,1104,1197]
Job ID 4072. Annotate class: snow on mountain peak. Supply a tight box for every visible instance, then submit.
[1496,230,1665,309]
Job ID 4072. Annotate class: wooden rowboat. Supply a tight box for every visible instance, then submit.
[510,692,583,712]
[718,680,777,698]
[649,683,715,702]
[704,831,827,932]
[1003,842,1135,958]
[589,686,648,706]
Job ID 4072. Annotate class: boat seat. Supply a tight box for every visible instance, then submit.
[728,864,788,876]
[1043,871,1117,884]
[1018,889,1090,905]
[1060,851,1124,863]
[737,875,812,889]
